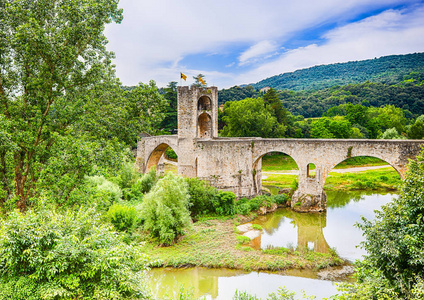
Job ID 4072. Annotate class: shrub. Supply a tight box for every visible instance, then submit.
[107,203,138,232]
[85,175,122,210]
[211,191,236,215]
[0,207,150,299]
[235,202,251,215]
[134,167,158,194]
[141,173,191,245]
[109,160,142,190]
[185,177,217,217]
[272,193,288,205]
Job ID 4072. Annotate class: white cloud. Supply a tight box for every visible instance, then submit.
[238,40,278,66]
[237,6,424,85]
[105,0,423,88]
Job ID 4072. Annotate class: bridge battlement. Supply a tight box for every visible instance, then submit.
[137,86,424,212]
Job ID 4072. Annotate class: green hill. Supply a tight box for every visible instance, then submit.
[252,52,424,91]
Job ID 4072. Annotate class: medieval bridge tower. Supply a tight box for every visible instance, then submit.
[137,86,424,212]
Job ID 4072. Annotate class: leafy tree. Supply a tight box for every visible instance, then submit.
[310,116,352,139]
[160,81,178,132]
[221,98,286,138]
[407,115,424,139]
[185,177,217,217]
[351,149,424,297]
[0,206,150,299]
[263,88,289,125]
[1,0,165,212]
[141,173,191,245]
[381,128,406,139]
[0,0,123,211]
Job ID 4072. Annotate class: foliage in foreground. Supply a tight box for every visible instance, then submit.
[0,206,150,299]
[141,173,191,245]
[331,148,424,299]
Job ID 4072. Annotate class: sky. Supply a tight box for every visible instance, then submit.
[105,0,424,88]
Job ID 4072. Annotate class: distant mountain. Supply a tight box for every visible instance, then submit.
[252,52,424,91]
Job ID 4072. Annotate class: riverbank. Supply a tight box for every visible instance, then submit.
[139,218,344,272]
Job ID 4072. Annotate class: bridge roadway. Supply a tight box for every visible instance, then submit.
[137,136,424,212]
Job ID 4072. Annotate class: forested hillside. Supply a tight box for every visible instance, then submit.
[253,52,424,91]
[280,79,424,118]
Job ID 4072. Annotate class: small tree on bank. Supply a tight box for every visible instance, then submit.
[339,148,424,298]
[141,173,191,245]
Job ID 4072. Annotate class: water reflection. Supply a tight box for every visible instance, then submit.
[251,209,330,254]
[250,190,397,261]
[146,267,338,300]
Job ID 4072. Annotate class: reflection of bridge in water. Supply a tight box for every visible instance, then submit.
[250,209,330,253]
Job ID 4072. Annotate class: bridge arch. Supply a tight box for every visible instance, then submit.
[252,151,299,194]
[322,155,402,191]
[324,154,403,184]
[146,142,179,173]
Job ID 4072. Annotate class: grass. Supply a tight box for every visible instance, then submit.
[324,167,401,191]
[139,219,343,272]
[263,174,297,188]
[262,153,299,171]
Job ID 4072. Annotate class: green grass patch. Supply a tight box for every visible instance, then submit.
[324,167,400,191]
[251,224,263,230]
[263,174,297,188]
[262,153,299,171]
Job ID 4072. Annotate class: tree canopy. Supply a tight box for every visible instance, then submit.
[0,0,165,212]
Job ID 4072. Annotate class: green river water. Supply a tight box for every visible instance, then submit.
[145,190,397,299]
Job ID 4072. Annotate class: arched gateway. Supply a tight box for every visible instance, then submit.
[137,86,424,212]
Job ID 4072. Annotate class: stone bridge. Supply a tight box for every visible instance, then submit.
[137,86,424,212]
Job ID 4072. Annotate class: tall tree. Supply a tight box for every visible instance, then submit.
[160,81,178,132]
[263,88,289,125]
[0,0,123,211]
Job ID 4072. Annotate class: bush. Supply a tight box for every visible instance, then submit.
[141,173,191,245]
[185,177,217,217]
[85,175,123,210]
[134,167,158,195]
[271,193,288,204]
[109,160,142,190]
[0,207,150,299]
[235,202,251,215]
[211,191,236,215]
[107,203,138,232]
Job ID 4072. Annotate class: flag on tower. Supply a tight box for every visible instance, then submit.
[198,75,205,85]
[180,72,187,81]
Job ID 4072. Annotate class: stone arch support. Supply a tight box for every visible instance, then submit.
[136,135,179,173]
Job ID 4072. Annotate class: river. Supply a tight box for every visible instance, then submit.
[145,190,397,299]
